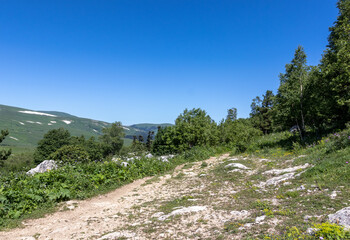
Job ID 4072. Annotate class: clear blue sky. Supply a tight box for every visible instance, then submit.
[0,0,339,125]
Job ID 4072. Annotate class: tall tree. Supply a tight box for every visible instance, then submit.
[34,128,71,164]
[226,108,237,122]
[250,90,274,134]
[275,46,309,139]
[100,122,125,156]
[146,131,154,150]
[0,130,11,167]
[319,0,350,126]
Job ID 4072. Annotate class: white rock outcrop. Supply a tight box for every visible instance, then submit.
[230,210,250,220]
[255,215,266,223]
[328,207,350,229]
[26,160,57,175]
[263,163,310,175]
[97,231,136,240]
[225,163,250,170]
[158,206,207,221]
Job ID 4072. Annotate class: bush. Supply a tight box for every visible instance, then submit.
[266,223,350,239]
[314,222,350,240]
[33,128,71,164]
[219,119,262,152]
[324,127,350,153]
[50,145,89,165]
[152,108,219,155]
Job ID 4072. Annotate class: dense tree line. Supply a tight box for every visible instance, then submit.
[250,0,350,140]
[153,0,350,154]
[33,122,125,164]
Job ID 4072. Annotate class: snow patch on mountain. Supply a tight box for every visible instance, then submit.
[9,136,18,141]
[18,111,57,117]
[62,120,72,125]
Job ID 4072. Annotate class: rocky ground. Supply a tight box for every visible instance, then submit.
[0,153,347,239]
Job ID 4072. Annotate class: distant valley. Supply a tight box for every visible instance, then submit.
[0,104,172,148]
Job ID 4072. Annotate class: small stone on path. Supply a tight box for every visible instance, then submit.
[225,163,250,170]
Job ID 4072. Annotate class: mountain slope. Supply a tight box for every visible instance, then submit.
[0,104,172,148]
[0,104,110,147]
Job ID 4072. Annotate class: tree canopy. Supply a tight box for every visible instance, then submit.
[0,130,11,167]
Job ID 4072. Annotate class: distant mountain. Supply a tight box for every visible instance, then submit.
[124,123,174,141]
[130,123,173,132]
[0,104,172,148]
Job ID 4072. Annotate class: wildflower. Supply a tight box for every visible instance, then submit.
[319,237,324,240]
[346,162,348,164]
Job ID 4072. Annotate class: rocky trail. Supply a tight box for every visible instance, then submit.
[0,153,347,239]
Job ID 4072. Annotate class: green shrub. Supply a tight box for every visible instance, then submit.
[50,145,89,165]
[314,222,350,240]
[152,108,219,154]
[33,128,71,164]
[324,127,350,153]
[219,118,262,152]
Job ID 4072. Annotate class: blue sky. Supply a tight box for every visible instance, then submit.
[0,0,339,125]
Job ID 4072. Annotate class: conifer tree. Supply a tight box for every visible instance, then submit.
[250,90,274,134]
[319,0,350,126]
[0,130,11,167]
[226,108,237,122]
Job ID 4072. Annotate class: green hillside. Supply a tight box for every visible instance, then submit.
[0,104,170,148]
[0,104,109,148]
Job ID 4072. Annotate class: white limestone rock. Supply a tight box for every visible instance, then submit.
[230,210,250,220]
[26,160,57,175]
[158,206,207,221]
[97,231,136,240]
[255,215,266,223]
[225,163,250,170]
[263,163,311,175]
[328,207,350,230]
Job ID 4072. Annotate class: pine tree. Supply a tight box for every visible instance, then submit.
[319,0,350,126]
[226,108,237,122]
[146,131,154,150]
[250,90,274,134]
[0,130,11,167]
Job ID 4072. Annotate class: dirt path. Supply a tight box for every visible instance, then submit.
[0,155,227,240]
[0,153,318,239]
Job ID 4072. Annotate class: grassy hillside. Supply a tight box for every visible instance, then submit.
[0,104,170,148]
[0,104,110,148]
